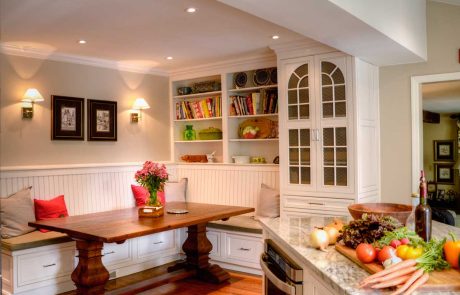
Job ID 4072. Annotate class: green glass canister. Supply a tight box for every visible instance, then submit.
[183,125,196,140]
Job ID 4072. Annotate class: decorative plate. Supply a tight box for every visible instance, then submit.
[269,68,277,84]
[166,208,189,214]
[234,72,248,88]
[253,69,270,86]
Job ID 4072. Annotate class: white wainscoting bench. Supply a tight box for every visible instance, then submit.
[207,215,263,275]
[1,229,182,295]
[1,162,278,294]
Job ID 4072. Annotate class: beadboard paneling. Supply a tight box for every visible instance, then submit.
[0,163,279,216]
[176,164,279,208]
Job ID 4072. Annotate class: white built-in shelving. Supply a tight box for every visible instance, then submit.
[170,67,279,165]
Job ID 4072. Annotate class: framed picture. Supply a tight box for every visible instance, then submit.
[51,95,84,140]
[437,189,446,199]
[87,99,117,141]
[434,140,455,162]
[427,181,437,193]
[435,164,454,184]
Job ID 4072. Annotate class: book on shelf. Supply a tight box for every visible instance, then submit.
[175,96,221,120]
[229,90,277,116]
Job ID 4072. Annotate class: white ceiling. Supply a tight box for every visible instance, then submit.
[422,80,460,113]
[0,0,307,73]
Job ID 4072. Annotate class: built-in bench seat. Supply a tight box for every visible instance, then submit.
[208,215,262,234]
[1,231,72,252]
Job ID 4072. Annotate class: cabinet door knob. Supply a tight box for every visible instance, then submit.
[153,241,164,245]
[238,247,251,251]
[103,251,116,256]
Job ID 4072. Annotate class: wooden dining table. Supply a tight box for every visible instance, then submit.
[29,202,253,295]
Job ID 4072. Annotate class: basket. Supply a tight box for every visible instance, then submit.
[198,127,222,140]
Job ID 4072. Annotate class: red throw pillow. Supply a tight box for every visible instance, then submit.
[131,185,165,206]
[34,195,69,232]
[131,185,148,206]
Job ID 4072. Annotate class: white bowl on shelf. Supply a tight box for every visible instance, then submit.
[232,156,250,164]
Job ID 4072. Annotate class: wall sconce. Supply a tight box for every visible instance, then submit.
[131,98,150,123]
[22,88,44,119]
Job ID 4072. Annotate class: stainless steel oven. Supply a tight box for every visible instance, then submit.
[260,239,303,295]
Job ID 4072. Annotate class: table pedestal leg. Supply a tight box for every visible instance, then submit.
[182,223,230,283]
[71,240,109,295]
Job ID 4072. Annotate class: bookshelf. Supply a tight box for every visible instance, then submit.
[170,68,279,165]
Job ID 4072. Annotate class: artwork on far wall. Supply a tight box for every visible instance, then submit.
[87,99,117,141]
[435,163,454,184]
[433,140,455,162]
[51,95,85,140]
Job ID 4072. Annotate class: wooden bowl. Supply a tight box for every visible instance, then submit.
[348,203,413,224]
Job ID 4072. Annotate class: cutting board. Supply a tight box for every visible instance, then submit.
[335,243,460,291]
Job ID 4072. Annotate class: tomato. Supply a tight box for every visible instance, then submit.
[378,246,396,263]
[374,247,381,262]
[406,246,423,259]
[396,245,410,259]
[356,243,377,263]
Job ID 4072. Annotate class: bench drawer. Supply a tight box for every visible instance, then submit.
[137,230,175,259]
[225,233,262,264]
[17,247,75,287]
[102,242,131,267]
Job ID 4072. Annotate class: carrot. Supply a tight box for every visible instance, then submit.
[360,259,417,284]
[375,266,417,283]
[389,269,424,295]
[401,273,429,295]
[371,274,411,289]
[360,266,417,288]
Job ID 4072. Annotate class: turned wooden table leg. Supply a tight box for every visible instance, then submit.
[182,223,230,283]
[72,240,109,295]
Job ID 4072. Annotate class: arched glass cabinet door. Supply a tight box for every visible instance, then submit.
[287,63,312,185]
[287,64,310,120]
[320,61,348,187]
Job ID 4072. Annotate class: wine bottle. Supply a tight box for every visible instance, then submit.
[415,170,432,242]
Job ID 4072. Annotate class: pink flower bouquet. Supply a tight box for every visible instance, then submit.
[135,161,168,206]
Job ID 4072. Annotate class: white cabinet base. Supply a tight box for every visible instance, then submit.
[2,230,182,295]
[206,228,263,275]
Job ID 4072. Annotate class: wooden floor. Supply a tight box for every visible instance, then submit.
[61,262,262,295]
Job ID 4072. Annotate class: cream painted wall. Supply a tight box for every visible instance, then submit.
[0,54,170,166]
[380,2,460,204]
[423,114,458,192]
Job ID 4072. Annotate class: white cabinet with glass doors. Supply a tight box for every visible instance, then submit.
[278,50,380,216]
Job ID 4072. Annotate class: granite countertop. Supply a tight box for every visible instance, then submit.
[259,216,460,295]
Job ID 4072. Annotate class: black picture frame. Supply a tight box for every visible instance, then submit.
[434,140,455,162]
[435,163,454,184]
[51,95,84,140]
[87,99,117,141]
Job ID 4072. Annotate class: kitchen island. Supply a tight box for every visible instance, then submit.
[259,216,460,295]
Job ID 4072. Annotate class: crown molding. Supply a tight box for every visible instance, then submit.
[1,43,169,77]
[269,39,337,60]
[169,52,277,81]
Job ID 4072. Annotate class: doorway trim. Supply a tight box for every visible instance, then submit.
[411,72,460,192]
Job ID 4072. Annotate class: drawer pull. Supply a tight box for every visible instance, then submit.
[308,202,325,206]
[153,241,164,245]
[103,251,115,256]
[238,247,251,251]
[43,263,56,268]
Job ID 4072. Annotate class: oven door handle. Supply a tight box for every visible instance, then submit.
[260,255,296,295]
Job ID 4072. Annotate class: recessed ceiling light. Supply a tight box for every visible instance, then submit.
[185,7,197,13]
[272,35,280,40]
[78,40,87,44]
[166,56,173,60]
